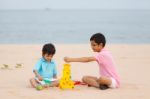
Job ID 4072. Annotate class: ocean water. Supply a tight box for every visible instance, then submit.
[0,9,150,44]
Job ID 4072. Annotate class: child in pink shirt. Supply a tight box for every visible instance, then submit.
[64,33,120,90]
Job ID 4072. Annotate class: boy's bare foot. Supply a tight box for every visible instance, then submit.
[99,84,109,90]
[43,84,49,88]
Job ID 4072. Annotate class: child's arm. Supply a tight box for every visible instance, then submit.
[33,70,43,81]
[64,57,96,63]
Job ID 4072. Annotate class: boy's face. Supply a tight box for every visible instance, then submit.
[90,40,103,52]
[43,54,53,62]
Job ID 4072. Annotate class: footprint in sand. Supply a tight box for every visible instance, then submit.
[15,63,23,68]
[0,64,12,70]
[0,63,23,70]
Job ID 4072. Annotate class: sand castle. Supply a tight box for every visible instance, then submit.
[59,64,74,89]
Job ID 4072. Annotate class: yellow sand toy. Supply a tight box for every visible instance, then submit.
[59,64,74,89]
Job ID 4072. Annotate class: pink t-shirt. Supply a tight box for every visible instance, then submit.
[94,48,120,87]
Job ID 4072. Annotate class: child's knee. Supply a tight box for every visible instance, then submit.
[98,78,105,84]
[98,77,111,85]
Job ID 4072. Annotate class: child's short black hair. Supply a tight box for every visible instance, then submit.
[42,43,56,55]
[90,33,106,47]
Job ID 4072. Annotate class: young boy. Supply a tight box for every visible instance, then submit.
[64,33,120,90]
[30,43,59,88]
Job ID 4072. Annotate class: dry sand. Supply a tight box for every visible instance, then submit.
[0,44,150,99]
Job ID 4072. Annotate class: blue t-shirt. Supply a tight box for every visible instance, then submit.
[33,57,57,79]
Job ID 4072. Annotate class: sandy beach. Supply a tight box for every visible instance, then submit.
[0,44,150,99]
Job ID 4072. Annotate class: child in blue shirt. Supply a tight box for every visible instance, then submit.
[30,43,59,88]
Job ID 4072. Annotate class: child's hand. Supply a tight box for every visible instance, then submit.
[37,76,43,81]
[64,57,70,63]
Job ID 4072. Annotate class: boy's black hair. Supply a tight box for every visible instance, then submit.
[90,33,106,47]
[42,43,56,55]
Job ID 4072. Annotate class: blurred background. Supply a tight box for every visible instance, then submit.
[0,0,150,44]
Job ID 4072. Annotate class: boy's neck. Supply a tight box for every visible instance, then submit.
[98,47,105,52]
[43,57,51,62]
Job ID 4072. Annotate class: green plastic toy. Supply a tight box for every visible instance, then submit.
[36,85,44,90]
[43,78,52,85]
